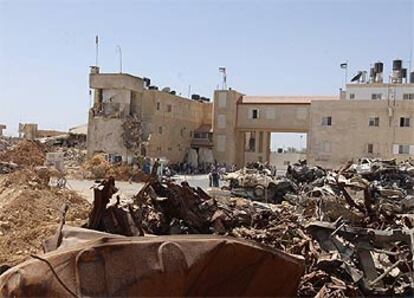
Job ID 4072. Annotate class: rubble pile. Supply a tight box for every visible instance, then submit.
[82,153,145,181]
[122,116,143,151]
[47,147,87,179]
[0,137,13,154]
[0,168,90,266]
[41,132,87,149]
[0,139,45,167]
[87,159,414,296]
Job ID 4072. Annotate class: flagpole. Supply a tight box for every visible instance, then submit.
[95,35,99,66]
[345,60,348,85]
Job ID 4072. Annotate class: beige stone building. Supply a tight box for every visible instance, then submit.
[87,66,212,163]
[88,60,414,169]
[212,60,414,168]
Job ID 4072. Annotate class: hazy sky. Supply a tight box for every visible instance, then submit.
[1,0,413,147]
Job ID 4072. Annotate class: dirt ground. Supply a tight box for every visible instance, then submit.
[0,169,90,266]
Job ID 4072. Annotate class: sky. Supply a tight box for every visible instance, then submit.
[0,0,413,148]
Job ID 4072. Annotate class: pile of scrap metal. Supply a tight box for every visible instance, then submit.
[0,177,305,297]
[295,159,414,296]
[2,158,414,297]
[82,158,414,296]
[218,158,414,296]
[286,160,326,183]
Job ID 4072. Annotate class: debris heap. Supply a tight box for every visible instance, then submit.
[0,168,90,266]
[86,159,414,297]
[82,153,145,181]
[0,139,45,167]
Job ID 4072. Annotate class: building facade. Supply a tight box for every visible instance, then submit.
[88,59,414,169]
[87,66,212,163]
[212,60,414,168]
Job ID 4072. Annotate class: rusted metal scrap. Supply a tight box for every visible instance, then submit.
[306,220,414,296]
[87,177,143,236]
[0,229,305,297]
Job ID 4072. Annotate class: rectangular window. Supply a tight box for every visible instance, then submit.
[168,147,172,151]
[158,126,163,134]
[399,144,410,154]
[400,117,411,127]
[321,116,332,126]
[371,93,382,100]
[218,92,227,108]
[167,104,172,112]
[403,93,414,100]
[368,117,379,127]
[156,102,160,110]
[249,109,259,119]
[349,93,355,99]
[157,147,162,152]
[217,114,226,129]
[367,143,374,154]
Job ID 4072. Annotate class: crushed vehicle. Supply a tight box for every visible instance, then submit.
[223,168,297,203]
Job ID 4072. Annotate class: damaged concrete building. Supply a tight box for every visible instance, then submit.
[88,59,414,168]
[87,66,212,164]
[18,123,67,140]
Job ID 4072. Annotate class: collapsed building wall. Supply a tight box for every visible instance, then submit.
[87,116,128,159]
[87,67,212,164]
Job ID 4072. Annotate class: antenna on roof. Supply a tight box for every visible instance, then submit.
[116,45,123,73]
[187,85,191,98]
[340,61,348,88]
[219,67,227,90]
[95,35,99,66]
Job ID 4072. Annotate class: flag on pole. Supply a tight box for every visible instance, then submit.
[340,62,347,69]
[219,67,227,89]
[96,35,99,44]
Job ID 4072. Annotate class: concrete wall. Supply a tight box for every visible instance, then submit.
[90,73,145,92]
[212,90,244,166]
[87,115,128,158]
[141,91,212,163]
[346,83,414,101]
[87,70,212,163]
[308,100,414,168]
[237,103,309,132]
[215,101,309,166]
[270,152,306,170]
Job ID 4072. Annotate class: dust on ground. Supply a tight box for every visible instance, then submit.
[0,168,90,266]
